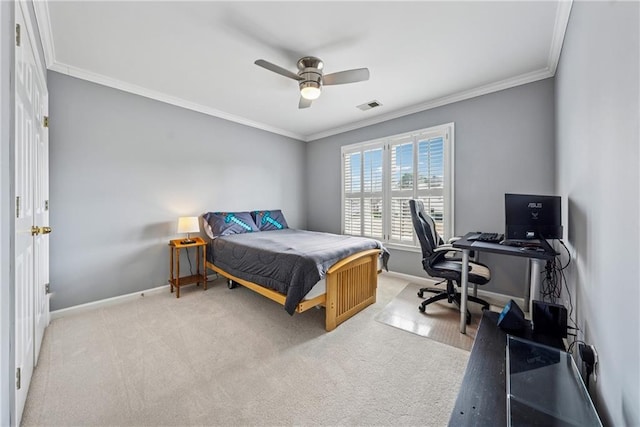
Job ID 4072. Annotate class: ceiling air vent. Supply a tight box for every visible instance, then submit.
[357,100,382,111]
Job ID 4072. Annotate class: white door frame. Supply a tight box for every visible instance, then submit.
[0,1,16,425]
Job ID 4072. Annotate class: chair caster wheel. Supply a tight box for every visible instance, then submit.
[418,305,426,313]
[417,290,424,298]
[227,279,237,289]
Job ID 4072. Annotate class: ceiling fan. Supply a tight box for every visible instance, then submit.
[254,56,370,109]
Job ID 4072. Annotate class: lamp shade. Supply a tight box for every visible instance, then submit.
[177,216,199,234]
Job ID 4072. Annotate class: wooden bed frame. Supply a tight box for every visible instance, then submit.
[206,249,380,331]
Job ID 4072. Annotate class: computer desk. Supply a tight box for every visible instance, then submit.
[452,233,557,334]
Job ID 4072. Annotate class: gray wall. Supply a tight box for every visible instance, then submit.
[12,5,640,425]
[48,72,307,311]
[555,2,639,426]
[306,79,556,297]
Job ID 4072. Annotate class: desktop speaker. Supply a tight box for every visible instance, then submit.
[497,299,528,332]
[532,300,568,338]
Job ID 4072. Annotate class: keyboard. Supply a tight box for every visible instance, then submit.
[469,232,504,243]
[501,239,541,248]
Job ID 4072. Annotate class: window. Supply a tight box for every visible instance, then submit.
[342,123,454,248]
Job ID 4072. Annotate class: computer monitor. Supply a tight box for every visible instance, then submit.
[505,193,563,240]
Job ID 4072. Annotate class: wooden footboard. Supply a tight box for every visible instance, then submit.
[325,249,379,331]
[205,248,379,331]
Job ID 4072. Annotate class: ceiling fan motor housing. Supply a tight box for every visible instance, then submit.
[299,69,322,88]
[298,57,323,99]
[298,57,323,95]
[297,56,324,70]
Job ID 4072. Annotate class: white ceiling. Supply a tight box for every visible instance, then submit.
[34,1,572,141]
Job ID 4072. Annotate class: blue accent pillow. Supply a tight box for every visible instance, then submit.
[203,211,259,237]
[252,210,289,231]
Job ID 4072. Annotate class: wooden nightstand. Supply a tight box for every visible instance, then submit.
[168,236,207,298]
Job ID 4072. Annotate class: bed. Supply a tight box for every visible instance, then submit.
[202,210,387,331]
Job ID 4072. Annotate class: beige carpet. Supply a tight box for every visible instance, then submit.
[375,282,484,351]
[21,273,469,426]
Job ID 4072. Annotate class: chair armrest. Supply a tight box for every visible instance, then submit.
[448,236,461,244]
[435,244,478,261]
[434,245,463,254]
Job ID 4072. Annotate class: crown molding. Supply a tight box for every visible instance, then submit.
[32,0,55,68]
[547,0,573,75]
[307,1,573,142]
[31,0,304,140]
[49,62,306,141]
[306,67,554,141]
[46,61,554,144]
[32,0,572,144]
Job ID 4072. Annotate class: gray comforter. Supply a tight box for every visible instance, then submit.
[209,229,388,314]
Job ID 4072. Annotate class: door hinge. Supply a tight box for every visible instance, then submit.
[15,24,21,47]
[45,199,49,211]
[16,196,20,218]
[45,283,50,294]
[43,116,49,128]
[16,367,21,390]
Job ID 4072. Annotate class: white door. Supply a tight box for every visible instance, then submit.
[14,2,49,425]
[33,79,49,362]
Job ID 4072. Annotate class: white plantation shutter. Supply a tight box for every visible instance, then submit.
[389,137,415,243]
[363,197,383,237]
[416,134,446,237]
[390,197,414,242]
[343,152,362,235]
[343,198,361,235]
[390,137,414,191]
[342,123,454,246]
[342,145,384,239]
[418,196,445,237]
[362,148,383,238]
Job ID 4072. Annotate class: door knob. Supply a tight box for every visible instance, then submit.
[31,226,52,236]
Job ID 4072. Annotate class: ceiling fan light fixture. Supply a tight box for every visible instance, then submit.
[300,81,322,100]
[255,56,369,107]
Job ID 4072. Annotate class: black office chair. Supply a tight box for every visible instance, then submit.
[409,199,491,324]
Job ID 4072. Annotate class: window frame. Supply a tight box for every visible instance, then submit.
[341,123,455,251]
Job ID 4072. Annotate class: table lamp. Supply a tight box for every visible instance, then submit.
[177,216,199,244]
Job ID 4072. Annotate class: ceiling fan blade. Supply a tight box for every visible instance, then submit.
[299,97,312,109]
[255,59,302,81]
[323,68,370,85]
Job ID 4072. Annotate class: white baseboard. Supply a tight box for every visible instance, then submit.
[382,270,525,309]
[51,271,525,320]
[50,284,170,320]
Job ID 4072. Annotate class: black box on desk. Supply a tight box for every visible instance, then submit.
[532,300,568,338]
[497,299,529,332]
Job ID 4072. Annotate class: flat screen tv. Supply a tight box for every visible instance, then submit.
[505,193,563,240]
